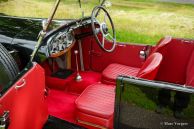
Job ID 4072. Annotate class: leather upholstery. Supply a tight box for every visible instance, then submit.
[75,83,115,128]
[102,52,163,84]
[102,63,140,84]
[186,51,194,87]
[151,36,172,54]
[137,53,163,80]
[154,39,194,84]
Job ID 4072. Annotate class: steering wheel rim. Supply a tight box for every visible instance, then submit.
[91,6,116,52]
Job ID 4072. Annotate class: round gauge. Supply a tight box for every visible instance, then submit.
[47,30,75,57]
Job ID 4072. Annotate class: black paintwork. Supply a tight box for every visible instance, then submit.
[0,15,72,48]
[0,15,92,54]
[114,76,194,129]
[0,15,79,64]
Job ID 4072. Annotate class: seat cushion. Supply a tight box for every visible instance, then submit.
[102,63,140,84]
[75,83,115,128]
[76,83,115,119]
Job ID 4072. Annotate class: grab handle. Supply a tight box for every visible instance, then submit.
[15,79,26,90]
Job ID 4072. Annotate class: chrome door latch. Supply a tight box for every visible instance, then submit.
[140,45,151,61]
[0,111,9,129]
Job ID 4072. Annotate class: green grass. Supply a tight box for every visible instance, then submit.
[0,0,193,44]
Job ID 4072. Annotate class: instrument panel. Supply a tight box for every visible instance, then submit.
[47,29,75,57]
[45,18,92,58]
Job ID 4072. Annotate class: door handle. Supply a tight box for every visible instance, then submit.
[15,79,26,90]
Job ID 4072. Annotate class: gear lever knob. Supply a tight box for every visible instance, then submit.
[74,50,78,54]
[74,50,82,82]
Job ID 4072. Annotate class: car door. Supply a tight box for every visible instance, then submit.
[114,76,194,129]
[0,63,48,129]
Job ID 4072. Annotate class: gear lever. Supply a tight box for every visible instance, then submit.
[74,50,82,82]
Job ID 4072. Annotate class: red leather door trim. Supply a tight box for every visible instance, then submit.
[0,63,48,129]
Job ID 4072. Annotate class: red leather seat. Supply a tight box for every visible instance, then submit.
[102,52,163,84]
[75,83,115,129]
[102,63,140,85]
[151,36,172,54]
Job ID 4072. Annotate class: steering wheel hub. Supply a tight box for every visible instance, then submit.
[101,23,109,35]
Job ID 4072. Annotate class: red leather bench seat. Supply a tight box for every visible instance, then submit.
[75,83,115,128]
[102,52,163,85]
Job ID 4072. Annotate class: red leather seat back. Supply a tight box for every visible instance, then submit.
[137,52,163,80]
[186,51,194,87]
[151,36,172,54]
[154,39,194,84]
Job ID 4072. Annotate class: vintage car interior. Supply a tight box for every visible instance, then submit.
[0,4,194,129]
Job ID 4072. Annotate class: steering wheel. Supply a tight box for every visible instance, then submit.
[91,6,116,52]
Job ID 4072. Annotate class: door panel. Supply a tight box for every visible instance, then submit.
[90,39,147,72]
[115,76,194,129]
[0,63,48,129]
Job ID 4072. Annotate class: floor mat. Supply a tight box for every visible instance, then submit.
[46,71,101,94]
[66,71,101,94]
[47,90,78,123]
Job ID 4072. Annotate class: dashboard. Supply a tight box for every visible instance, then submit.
[45,18,93,58]
[47,29,75,57]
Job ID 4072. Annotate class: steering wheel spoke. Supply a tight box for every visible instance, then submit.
[91,6,116,52]
[104,12,108,24]
[106,33,114,41]
[102,36,105,47]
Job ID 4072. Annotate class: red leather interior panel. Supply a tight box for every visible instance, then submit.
[137,52,163,80]
[71,37,93,71]
[186,50,194,87]
[70,37,146,72]
[75,83,115,128]
[155,38,194,84]
[102,63,140,85]
[90,40,146,72]
[0,63,48,129]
